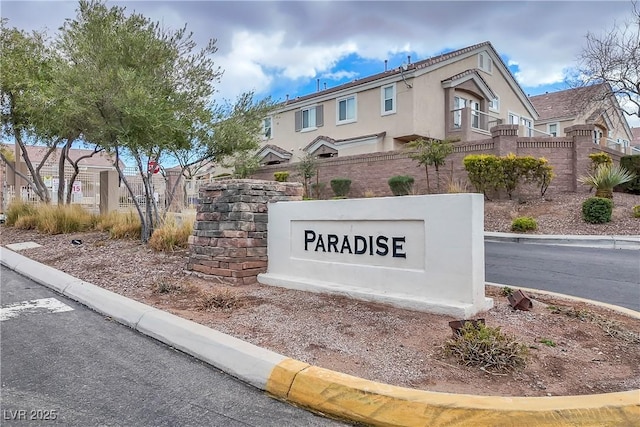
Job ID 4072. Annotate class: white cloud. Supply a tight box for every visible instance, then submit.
[321,70,359,81]
[214,30,358,100]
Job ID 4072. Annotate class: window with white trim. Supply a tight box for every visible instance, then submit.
[453,96,466,128]
[471,101,480,128]
[262,117,272,140]
[478,52,493,74]
[521,117,533,137]
[489,95,500,112]
[337,95,356,124]
[547,123,558,137]
[381,84,396,115]
[508,112,519,125]
[295,105,324,132]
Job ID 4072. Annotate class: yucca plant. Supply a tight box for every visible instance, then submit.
[578,164,636,199]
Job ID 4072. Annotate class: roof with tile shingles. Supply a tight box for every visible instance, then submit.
[529,84,608,121]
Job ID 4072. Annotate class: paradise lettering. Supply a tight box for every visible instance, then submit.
[304,230,406,258]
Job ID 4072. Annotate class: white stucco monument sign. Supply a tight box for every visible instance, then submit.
[258,193,493,317]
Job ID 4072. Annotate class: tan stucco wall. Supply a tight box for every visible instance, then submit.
[265,47,537,161]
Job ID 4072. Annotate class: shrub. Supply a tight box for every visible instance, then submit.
[578,164,636,199]
[196,288,239,311]
[633,205,640,218]
[152,279,183,294]
[36,204,95,234]
[618,155,640,194]
[444,322,528,373]
[149,214,193,252]
[463,154,555,200]
[388,175,414,196]
[447,178,468,194]
[273,171,289,182]
[588,152,613,172]
[330,178,352,198]
[96,211,141,239]
[310,182,325,199]
[511,216,538,233]
[582,197,613,224]
[5,200,38,226]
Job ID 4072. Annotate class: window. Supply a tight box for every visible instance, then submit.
[262,117,272,139]
[453,96,466,128]
[471,101,480,128]
[489,95,500,112]
[337,95,356,123]
[381,84,396,115]
[593,130,603,144]
[521,117,533,137]
[478,52,493,73]
[295,105,324,132]
[508,112,519,125]
[547,123,558,137]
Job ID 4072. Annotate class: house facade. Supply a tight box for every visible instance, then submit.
[257,41,538,165]
[530,84,634,154]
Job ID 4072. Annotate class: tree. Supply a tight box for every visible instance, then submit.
[56,0,223,242]
[0,20,59,203]
[406,137,455,194]
[576,1,640,120]
[162,92,275,210]
[296,153,318,198]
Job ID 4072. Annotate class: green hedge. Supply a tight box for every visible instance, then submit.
[618,155,640,194]
[582,197,613,224]
[388,175,414,196]
[330,178,352,197]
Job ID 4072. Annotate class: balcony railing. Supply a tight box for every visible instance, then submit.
[451,107,502,134]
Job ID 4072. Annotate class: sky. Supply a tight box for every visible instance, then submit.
[1,0,639,127]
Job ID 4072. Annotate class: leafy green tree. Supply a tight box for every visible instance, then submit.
[163,92,274,209]
[56,0,223,242]
[406,137,455,193]
[0,20,59,203]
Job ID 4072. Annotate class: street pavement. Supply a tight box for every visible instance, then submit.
[0,266,348,426]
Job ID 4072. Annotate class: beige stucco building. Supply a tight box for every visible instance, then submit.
[257,41,538,165]
[530,84,634,154]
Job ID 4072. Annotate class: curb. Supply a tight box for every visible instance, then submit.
[484,232,640,250]
[2,247,639,427]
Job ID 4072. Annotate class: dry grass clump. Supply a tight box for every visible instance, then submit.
[7,201,95,233]
[149,213,194,252]
[548,305,640,344]
[152,279,184,294]
[444,321,529,373]
[96,210,141,239]
[195,288,239,311]
[6,200,39,227]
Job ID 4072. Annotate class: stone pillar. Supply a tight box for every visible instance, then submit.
[566,124,595,193]
[491,124,519,156]
[188,179,303,285]
[99,170,119,215]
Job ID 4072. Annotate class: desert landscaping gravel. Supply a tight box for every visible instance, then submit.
[1,192,639,397]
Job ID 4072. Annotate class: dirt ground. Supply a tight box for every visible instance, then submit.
[1,192,639,397]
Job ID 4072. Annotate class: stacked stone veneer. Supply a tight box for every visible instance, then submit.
[187,179,303,285]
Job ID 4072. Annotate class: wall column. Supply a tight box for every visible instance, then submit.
[491,124,518,156]
[566,124,596,193]
[99,170,119,215]
[188,179,303,285]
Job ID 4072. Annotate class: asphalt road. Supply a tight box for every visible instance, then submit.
[0,266,348,427]
[485,242,640,311]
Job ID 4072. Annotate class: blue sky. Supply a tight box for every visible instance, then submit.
[1,0,638,126]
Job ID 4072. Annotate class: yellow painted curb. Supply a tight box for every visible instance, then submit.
[265,289,640,427]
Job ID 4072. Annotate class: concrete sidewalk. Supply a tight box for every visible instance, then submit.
[484,232,640,250]
[1,236,639,427]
